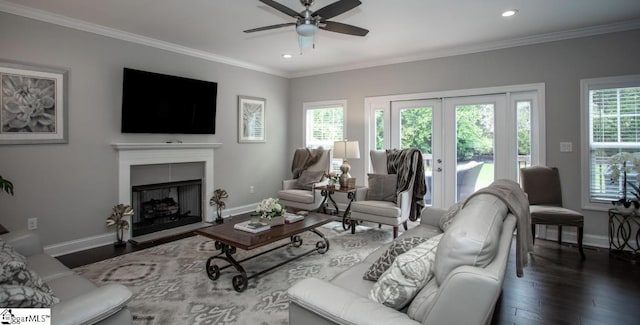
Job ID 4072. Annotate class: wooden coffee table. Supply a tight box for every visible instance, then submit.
[195,212,333,292]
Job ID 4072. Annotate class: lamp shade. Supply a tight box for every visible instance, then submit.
[333,140,360,159]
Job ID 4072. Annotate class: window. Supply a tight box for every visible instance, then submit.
[303,100,347,172]
[582,75,640,206]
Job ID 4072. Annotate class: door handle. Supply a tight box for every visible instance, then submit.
[437,159,442,163]
[436,167,442,172]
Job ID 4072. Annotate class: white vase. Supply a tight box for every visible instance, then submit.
[265,216,285,226]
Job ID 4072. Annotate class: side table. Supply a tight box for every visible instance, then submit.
[316,185,362,231]
[608,208,640,264]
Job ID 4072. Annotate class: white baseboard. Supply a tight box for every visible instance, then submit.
[45,232,115,257]
[45,203,260,257]
[540,226,614,249]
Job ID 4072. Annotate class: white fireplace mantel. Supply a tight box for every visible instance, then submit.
[112,142,222,240]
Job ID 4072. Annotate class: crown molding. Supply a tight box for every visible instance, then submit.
[288,19,640,78]
[0,0,288,77]
[2,0,639,80]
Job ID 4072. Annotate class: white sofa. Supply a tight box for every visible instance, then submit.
[288,192,520,325]
[1,230,132,325]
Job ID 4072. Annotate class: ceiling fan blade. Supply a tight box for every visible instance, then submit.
[313,0,362,20]
[244,22,296,33]
[259,0,303,18]
[320,21,369,36]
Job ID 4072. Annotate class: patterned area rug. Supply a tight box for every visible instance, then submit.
[74,222,394,324]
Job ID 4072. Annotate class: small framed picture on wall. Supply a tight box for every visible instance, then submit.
[238,95,266,143]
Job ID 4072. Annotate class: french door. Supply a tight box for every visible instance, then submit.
[374,93,523,208]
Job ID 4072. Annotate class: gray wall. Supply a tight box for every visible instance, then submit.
[288,29,640,241]
[0,13,289,246]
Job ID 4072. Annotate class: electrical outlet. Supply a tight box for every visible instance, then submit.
[249,186,255,193]
[27,217,38,230]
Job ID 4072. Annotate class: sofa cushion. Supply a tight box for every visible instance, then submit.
[369,234,443,310]
[407,278,439,320]
[278,189,315,204]
[366,174,397,202]
[47,274,99,301]
[329,263,376,298]
[439,201,464,231]
[0,284,59,307]
[363,236,428,281]
[434,194,506,284]
[26,254,75,282]
[350,201,400,218]
[296,170,325,190]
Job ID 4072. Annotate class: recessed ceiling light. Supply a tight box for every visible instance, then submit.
[282,54,293,59]
[502,9,518,17]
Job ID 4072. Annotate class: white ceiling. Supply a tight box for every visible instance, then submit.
[2,0,640,78]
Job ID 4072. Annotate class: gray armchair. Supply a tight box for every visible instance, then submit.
[349,150,419,238]
[278,148,331,211]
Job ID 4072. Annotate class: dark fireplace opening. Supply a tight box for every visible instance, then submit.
[131,179,202,237]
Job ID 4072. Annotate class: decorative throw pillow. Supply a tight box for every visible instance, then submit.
[367,173,397,202]
[0,284,59,307]
[439,201,464,231]
[0,239,28,284]
[369,234,443,310]
[296,170,325,190]
[363,236,427,281]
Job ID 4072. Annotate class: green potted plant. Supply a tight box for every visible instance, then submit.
[0,175,14,195]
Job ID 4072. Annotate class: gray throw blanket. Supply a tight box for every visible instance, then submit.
[464,179,533,277]
[386,148,427,221]
[291,147,324,179]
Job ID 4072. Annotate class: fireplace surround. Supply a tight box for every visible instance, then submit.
[112,142,221,241]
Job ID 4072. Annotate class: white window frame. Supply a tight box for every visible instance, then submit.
[580,74,640,211]
[303,99,347,147]
[303,100,347,172]
[363,83,546,189]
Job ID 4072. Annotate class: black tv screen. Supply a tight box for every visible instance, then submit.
[121,68,217,134]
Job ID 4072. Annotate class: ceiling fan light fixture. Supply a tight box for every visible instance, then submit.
[296,23,318,37]
[298,35,315,49]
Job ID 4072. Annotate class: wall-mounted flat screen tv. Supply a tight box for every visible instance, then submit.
[121,68,217,134]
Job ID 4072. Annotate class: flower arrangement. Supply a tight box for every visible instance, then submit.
[106,204,134,246]
[255,197,285,220]
[608,152,640,209]
[209,188,228,222]
[326,171,339,185]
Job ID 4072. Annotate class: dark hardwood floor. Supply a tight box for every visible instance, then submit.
[57,235,640,325]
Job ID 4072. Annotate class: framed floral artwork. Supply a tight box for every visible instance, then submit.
[0,60,68,144]
[238,95,266,143]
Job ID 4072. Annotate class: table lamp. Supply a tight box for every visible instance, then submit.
[333,140,360,188]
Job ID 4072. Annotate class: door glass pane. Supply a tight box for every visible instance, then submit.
[517,100,532,181]
[374,109,384,150]
[399,107,433,204]
[456,104,494,201]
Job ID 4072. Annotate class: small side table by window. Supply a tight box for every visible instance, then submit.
[316,185,362,231]
[608,208,640,264]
